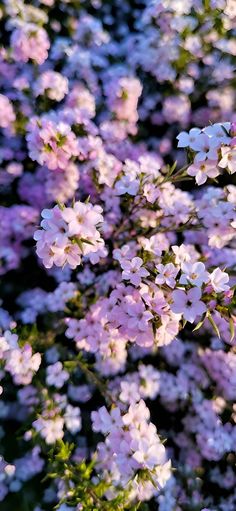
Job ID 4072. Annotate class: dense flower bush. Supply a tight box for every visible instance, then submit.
[0,1,235,510]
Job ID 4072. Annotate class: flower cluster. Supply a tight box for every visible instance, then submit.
[34,201,105,269]
[92,400,171,501]
[26,115,79,170]
[178,122,236,184]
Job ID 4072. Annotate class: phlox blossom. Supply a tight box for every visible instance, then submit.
[171,287,206,323]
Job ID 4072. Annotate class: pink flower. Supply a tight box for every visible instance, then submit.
[171,287,206,323]
[115,175,140,196]
[105,76,142,123]
[187,160,220,185]
[123,400,150,426]
[46,362,69,389]
[34,202,104,270]
[61,202,103,238]
[121,257,150,286]
[33,417,64,444]
[155,263,178,289]
[91,406,122,434]
[64,405,81,434]
[0,94,15,129]
[34,71,68,101]
[125,302,153,331]
[179,262,209,288]
[210,268,230,293]
[5,344,41,385]
[27,116,78,170]
[172,244,192,266]
[219,147,236,174]
[120,382,140,404]
[11,24,50,65]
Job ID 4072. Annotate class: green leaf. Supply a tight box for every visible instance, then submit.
[229,317,235,342]
[192,314,207,332]
[207,311,220,338]
[80,238,94,246]
[56,201,65,211]
[73,237,84,253]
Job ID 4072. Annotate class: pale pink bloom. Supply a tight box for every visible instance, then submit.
[155,263,178,289]
[120,382,140,404]
[187,160,220,185]
[123,400,150,426]
[0,94,15,129]
[115,175,139,196]
[11,24,50,65]
[121,257,150,286]
[91,406,122,434]
[143,183,159,203]
[171,287,206,323]
[172,244,192,266]
[125,303,153,332]
[179,262,209,287]
[132,440,166,470]
[27,117,78,170]
[61,202,103,237]
[34,71,68,101]
[113,244,137,263]
[66,85,96,119]
[46,362,69,389]
[210,268,230,293]
[155,312,180,347]
[5,344,41,385]
[33,417,64,444]
[218,147,236,174]
[140,234,169,256]
[64,405,81,434]
[105,76,142,123]
[6,162,23,176]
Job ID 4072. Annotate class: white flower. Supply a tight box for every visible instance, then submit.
[192,133,219,161]
[176,128,201,148]
[179,262,209,287]
[210,268,230,292]
[218,147,236,174]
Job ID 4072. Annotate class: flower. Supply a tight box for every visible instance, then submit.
[34,71,69,101]
[27,116,78,170]
[191,133,219,161]
[34,202,104,270]
[5,344,41,385]
[33,417,64,444]
[176,128,201,148]
[218,147,236,174]
[171,287,206,323]
[155,263,178,289]
[179,262,209,287]
[11,24,50,65]
[187,160,220,185]
[46,362,69,389]
[61,202,103,238]
[115,175,140,196]
[0,94,15,129]
[210,268,230,293]
[64,405,82,434]
[91,406,122,434]
[121,257,150,286]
